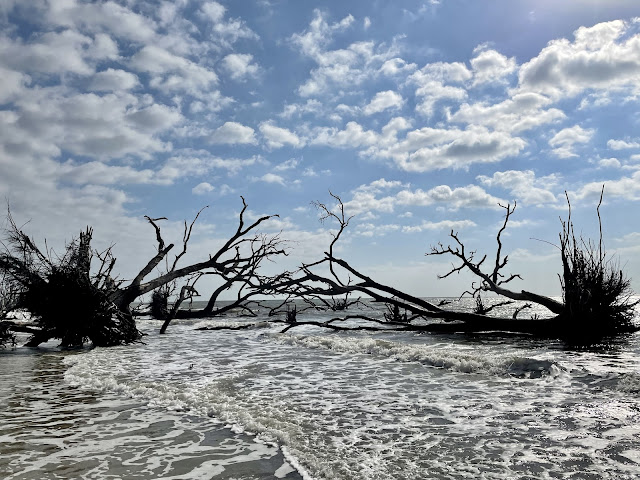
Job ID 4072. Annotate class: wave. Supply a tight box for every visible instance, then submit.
[265,333,565,379]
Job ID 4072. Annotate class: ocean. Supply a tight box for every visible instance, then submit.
[1,298,639,479]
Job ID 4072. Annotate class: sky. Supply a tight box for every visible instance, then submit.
[1,0,640,299]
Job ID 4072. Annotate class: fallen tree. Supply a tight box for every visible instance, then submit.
[0,216,140,348]
[216,189,638,344]
[2,189,637,347]
[0,198,289,347]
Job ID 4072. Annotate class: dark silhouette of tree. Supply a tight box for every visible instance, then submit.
[217,189,637,344]
[0,197,289,346]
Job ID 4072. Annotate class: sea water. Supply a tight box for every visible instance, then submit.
[1,298,639,479]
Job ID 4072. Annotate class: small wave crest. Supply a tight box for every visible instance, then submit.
[617,372,640,394]
[192,319,273,330]
[267,333,565,378]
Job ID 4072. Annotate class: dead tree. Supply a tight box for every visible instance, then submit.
[429,202,564,314]
[428,188,637,340]
[244,190,637,343]
[0,197,291,346]
[261,193,504,328]
[0,211,140,348]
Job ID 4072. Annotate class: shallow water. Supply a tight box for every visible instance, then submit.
[0,348,300,479]
[2,299,640,479]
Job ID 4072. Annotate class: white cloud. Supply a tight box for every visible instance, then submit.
[126,104,183,133]
[130,45,218,94]
[289,10,354,59]
[208,122,257,145]
[355,222,400,237]
[363,90,404,115]
[449,92,565,133]
[258,173,286,185]
[607,139,640,150]
[221,53,259,80]
[408,61,471,116]
[0,66,29,103]
[379,58,417,76]
[599,157,621,169]
[373,125,526,172]
[57,151,256,188]
[290,10,395,98]
[59,161,156,186]
[402,219,476,233]
[45,0,157,43]
[470,48,516,86]
[477,170,558,205]
[312,121,378,148]
[192,182,215,195]
[1,90,179,161]
[518,19,640,99]
[200,2,226,23]
[259,121,303,148]
[89,68,139,91]
[396,184,505,209]
[572,171,640,201]
[0,30,97,75]
[342,179,505,215]
[549,125,594,158]
[274,158,300,171]
[279,99,323,118]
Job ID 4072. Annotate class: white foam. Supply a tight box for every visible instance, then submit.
[267,333,565,378]
[58,313,640,480]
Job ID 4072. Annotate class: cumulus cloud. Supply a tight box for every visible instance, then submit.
[518,20,640,99]
[572,171,640,201]
[408,61,471,116]
[208,122,257,145]
[449,92,565,133]
[477,170,558,205]
[89,68,139,91]
[470,48,517,86]
[45,0,157,43]
[200,2,226,23]
[221,53,259,80]
[374,125,526,172]
[257,173,286,185]
[0,30,99,76]
[363,90,404,115]
[342,178,504,215]
[599,157,621,169]
[379,58,417,76]
[289,10,395,97]
[395,184,505,209]
[279,99,322,118]
[402,219,476,233]
[274,158,300,171]
[549,125,594,158]
[130,45,218,94]
[0,66,29,103]
[607,138,640,150]
[259,121,303,148]
[312,121,378,148]
[0,90,180,161]
[192,182,215,194]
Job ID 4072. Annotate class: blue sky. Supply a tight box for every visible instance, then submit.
[1,0,640,298]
